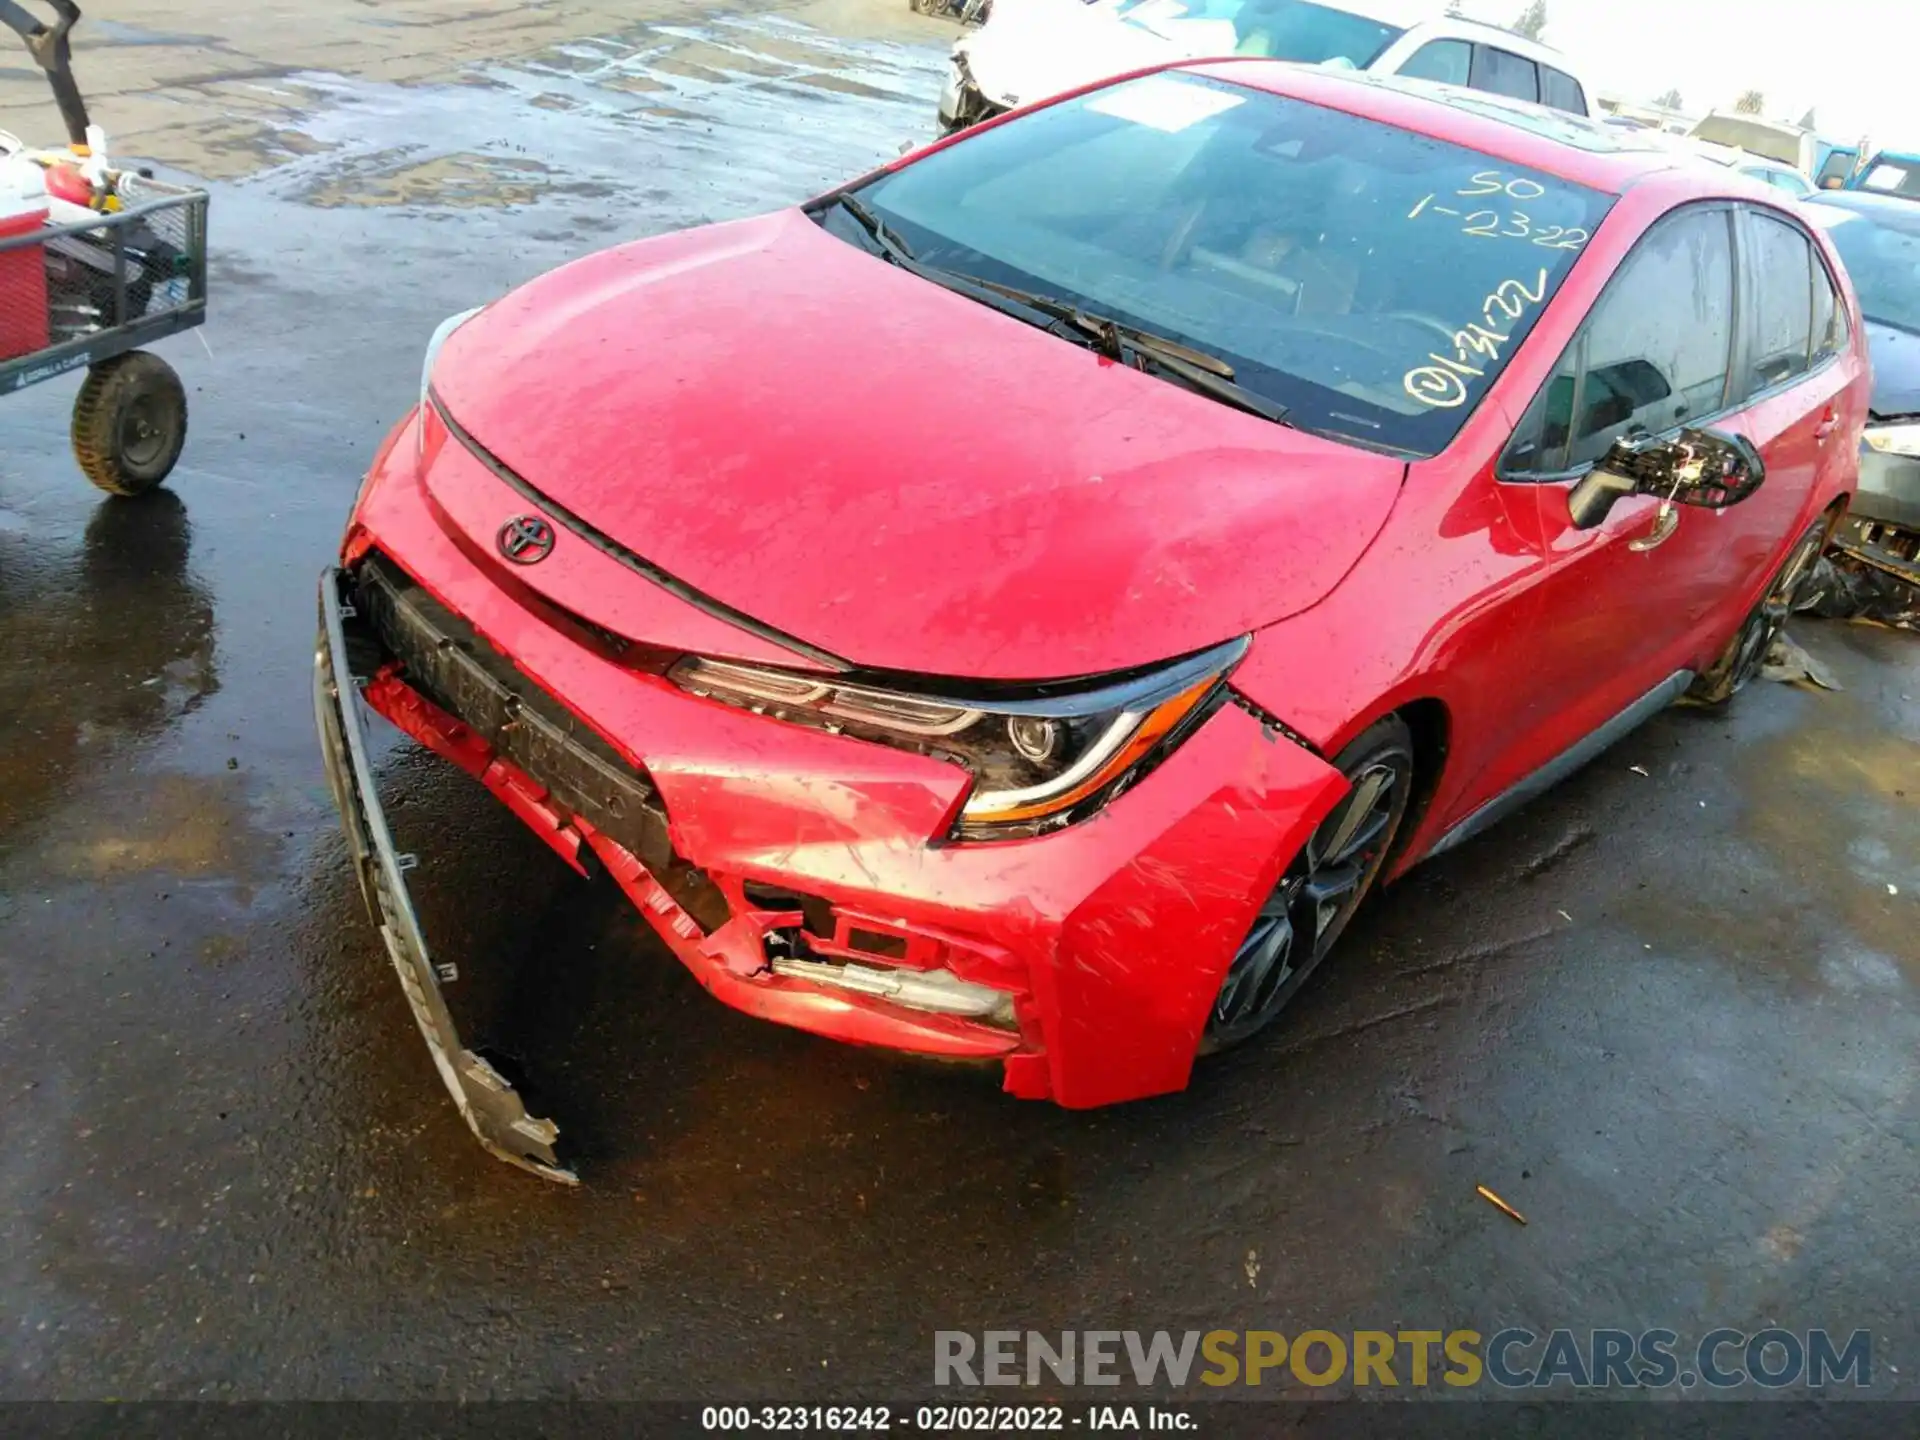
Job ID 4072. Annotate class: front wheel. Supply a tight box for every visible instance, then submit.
[1202,714,1415,1052]
[71,350,189,497]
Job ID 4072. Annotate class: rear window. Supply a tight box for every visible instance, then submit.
[1540,66,1585,116]
[839,72,1615,456]
[1473,46,1539,104]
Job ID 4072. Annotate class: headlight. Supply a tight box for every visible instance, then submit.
[1864,422,1920,459]
[667,637,1248,838]
[417,306,484,458]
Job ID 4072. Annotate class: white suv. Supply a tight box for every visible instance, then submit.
[940,0,1597,132]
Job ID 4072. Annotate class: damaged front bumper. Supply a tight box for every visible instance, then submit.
[313,566,577,1183]
[316,475,1348,1182]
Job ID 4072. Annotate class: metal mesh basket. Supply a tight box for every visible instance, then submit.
[0,172,208,386]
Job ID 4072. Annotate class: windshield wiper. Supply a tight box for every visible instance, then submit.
[947,276,1291,425]
[829,194,1080,326]
[830,191,918,264]
[829,194,1289,426]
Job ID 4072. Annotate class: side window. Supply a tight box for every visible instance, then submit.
[1505,352,1579,474]
[1471,46,1539,103]
[1811,247,1849,362]
[1540,67,1586,115]
[1815,152,1855,188]
[1504,208,1737,476]
[1740,212,1815,396]
[1396,38,1472,86]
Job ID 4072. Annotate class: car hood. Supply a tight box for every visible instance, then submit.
[960,0,1201,108]
[1865,318,1920,418]
[430,210,1405,681]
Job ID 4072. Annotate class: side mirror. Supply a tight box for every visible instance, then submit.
[1567,427,1765,530]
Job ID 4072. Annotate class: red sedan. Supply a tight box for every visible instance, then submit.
[316,62,1866,1181]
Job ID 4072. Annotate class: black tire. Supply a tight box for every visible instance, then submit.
[1201,714,1416,1053]
[71,351,188,497]
[1684,516,1829,708]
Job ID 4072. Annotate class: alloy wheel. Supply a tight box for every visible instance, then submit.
[1693,520,1829,705]
[1205,723,1413,1050]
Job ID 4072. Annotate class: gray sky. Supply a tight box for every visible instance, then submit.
[1451,0,1913,144]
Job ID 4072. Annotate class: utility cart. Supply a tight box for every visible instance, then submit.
[0,0,208,495]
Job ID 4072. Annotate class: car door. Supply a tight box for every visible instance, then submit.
[1494,203,1750,766]
[1697,206,1854,638]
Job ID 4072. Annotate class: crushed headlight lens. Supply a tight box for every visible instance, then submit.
[1864,423,1920,458]
[668,637,1248,837]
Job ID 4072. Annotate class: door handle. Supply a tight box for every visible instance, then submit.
[1627,501,1680,552]
[1814,408,1839,441]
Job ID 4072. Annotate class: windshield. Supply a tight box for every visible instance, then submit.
[1808,205,1920,333]
[1689,116,1800,165]
[835,72,1614,455]
[1112,0,1403,66]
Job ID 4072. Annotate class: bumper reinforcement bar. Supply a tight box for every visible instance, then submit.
[313,565,577,1185]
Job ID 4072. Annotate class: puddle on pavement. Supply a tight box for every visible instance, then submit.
[0,491,219,855]
[84,20,230,49]
[37,770,275,885]
[229,15,946,224]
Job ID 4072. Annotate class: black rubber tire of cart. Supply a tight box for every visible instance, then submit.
[71,350,189,497]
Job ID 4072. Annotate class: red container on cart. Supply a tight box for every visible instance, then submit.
[0,156,51,362]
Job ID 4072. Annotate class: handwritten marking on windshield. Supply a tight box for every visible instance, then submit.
[1460,171,1547,200]
[1403,267,1551,410]
[1409,175,1585,248]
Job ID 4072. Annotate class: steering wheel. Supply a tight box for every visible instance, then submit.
[1159,197,1208,273]
[1380,311,1460,346]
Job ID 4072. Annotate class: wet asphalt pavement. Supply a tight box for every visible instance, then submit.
[2,7,1919,1413]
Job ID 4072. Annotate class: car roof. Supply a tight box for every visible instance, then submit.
[1404,14,1583,69]
[1185,61,1686,193]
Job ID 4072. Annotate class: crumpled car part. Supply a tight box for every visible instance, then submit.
[313,567,577,1184]
[1796,552,1920,632]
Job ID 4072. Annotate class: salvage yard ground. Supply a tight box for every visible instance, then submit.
[0,0,1916,1413]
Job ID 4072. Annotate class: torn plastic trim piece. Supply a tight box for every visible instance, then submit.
[1229,692,1323,757]
[313,565,577,1185]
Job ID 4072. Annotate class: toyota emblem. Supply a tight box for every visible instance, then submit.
[496,514,556,565]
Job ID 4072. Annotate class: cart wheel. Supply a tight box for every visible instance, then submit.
[71,351,189,497]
